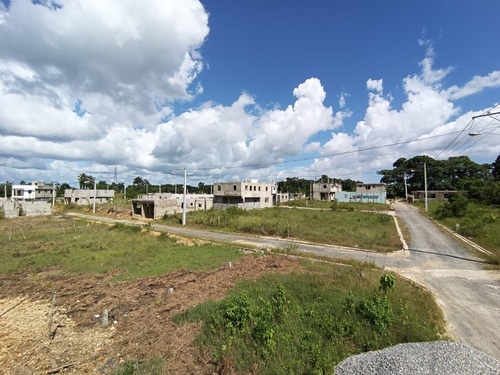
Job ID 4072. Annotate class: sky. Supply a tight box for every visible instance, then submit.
[1,0,499,188]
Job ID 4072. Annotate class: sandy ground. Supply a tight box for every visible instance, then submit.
[0,254,304,374]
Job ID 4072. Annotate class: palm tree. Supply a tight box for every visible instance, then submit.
[78,173,87,189]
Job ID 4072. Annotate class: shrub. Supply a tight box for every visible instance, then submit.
[436,193,468,218]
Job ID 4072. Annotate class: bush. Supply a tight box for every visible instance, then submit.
[436,194,468,218]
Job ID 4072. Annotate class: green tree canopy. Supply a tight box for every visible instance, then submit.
[377,155,492,198]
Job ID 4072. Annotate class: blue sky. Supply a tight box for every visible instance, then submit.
[0,0,499,187]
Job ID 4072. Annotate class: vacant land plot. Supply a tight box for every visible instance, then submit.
[162,206,401,252]
[0,215,445,374]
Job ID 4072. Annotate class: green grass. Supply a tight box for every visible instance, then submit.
[113,358,163,375]
[162,206,401,252]
[1,215,447,374]
[174,261,446,374]
[282,198,390,211]
[0,216,244,280]
[413,200,500,264]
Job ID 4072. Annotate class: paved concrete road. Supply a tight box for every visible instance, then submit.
[68,208,500,360]
[389,201,500,361]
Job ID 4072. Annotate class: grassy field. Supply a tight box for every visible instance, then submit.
[0,216,243,280]
[282,198,390,211]
[0,215,446,374]
[175,263,445,374]
[161,206,401,252]
[413,201,500,264]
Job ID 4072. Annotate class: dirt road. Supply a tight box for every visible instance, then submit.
[68,207,500,361]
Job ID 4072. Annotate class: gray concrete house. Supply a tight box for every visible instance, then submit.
[64,189,115,205]
[213,181,275,210]
[409,190,458,202]
[132,193,213,219]
[310,182,343,201]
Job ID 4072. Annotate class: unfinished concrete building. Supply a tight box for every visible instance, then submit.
[64,189,115,205]
[11,182,54,201]
[310,182,343,201]
[213,181,275,210]
[132,193,213,219]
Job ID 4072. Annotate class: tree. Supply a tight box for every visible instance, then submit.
[78,173,95,189]
[57,182,71,197]
[0,181,13,198]
[78,173,87,189]
[341,179,359,192]
[133,176,144,186]
[377,155,492,198]
[492,155,500,181]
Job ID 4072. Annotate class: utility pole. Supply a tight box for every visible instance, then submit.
[93,180,97,213]
[182,168,187,225]
[424,162,428,212]
[404,171,408,201]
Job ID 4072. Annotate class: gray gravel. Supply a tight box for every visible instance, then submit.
[334,341,500,375]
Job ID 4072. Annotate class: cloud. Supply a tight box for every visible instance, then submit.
[366,79,383,92]
[0,0,209,139]
[151,78,338,170]
[446,71,500,100]
[309,49,499,181]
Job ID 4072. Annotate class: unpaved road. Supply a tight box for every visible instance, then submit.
[69,205,500,361]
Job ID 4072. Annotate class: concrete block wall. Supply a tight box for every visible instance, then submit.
[21,201,52,216]
[1,198,20,218]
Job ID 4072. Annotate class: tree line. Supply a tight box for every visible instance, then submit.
[377,154,500,204]
[3,154,499,203]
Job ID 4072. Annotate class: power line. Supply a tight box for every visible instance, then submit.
[187,130,464,172]
[435,103,500,160]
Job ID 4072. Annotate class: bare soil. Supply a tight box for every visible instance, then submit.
[0,254,305,374]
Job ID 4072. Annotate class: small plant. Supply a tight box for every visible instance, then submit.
[379,274,396,293]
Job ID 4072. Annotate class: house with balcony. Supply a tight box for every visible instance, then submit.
[213,180,275,210]
[11,182,54,201]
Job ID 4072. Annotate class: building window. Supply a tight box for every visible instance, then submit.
[198,203,202,208]
[245,185,248,191]
[265,187,268,191]
[258,186,261,191]
[323,184,327,189]
[217,185,221,191]
[233,185,237,190]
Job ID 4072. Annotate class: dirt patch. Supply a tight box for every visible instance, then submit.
[0,256,305,374]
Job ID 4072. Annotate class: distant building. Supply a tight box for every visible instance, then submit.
[336,183,387,204]
[11,182,54,201]
[310,182,342,201]
[409,190,458,203]
[64,189,115,205]
[132,193,213,219]
[213,180,275,210]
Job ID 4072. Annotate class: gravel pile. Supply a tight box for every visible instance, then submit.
[334,341,500,375]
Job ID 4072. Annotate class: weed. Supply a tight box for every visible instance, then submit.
[177,269,444,374]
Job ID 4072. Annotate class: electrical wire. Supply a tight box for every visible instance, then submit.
[435,103,500,160]
[184,130,465,172]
